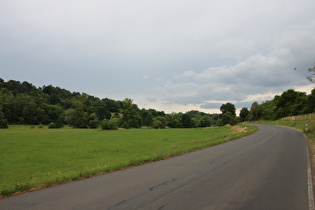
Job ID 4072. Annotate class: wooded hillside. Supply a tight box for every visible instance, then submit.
[0,78,217,128]
[1,78,314,128]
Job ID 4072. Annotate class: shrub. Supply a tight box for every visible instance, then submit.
[152,116,167,129]
[101,118,119,130]
[107,118,118,130]
[153,120,164,129]
[0,118,9,129]
[121,121,130,129]
[55,116,64,128]
[89,113,99,129]
[89,119,99,129]
[38,124,44,129]
[100,119,109,130]
[48,122,56,129]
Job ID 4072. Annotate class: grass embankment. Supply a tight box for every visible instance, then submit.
[0,124,257,197]
[255,113,315,144]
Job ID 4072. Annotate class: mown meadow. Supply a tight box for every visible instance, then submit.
[0,124,257,197]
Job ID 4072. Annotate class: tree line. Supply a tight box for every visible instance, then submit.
[0,78,219,129]
[239,88,315,122]
[221,64,315,124]
[1,78,314,129]
[217,88,315,126]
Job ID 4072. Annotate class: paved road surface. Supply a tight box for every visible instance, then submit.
[0,125,312,209]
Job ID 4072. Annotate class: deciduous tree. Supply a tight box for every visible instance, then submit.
[239,107,250,122]
[220,103,236,116]
[121,98,143,128]
[181,114,192,128]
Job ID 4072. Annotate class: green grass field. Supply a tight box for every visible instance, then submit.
[0,124,257,196]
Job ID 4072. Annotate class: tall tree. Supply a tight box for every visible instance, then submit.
[250,102,260,121]
[239,107,250,122]
[144,112,154,126]
[220,103,236,116]
[121,98,142,128]
[259,100,277,120]
[305,89,315,113]
[181,114,192,128]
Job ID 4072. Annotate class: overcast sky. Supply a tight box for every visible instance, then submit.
[1,0,315,114]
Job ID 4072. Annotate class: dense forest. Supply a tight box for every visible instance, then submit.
[239,88,315,121]
[0,78,218,129]
[0,78,314,129]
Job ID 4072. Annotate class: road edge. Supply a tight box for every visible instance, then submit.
[307,139,315,210]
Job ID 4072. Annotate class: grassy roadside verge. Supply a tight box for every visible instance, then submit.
[0,124,257,197]
[254,114,315,149]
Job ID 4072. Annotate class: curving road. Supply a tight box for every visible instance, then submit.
[0,125,313,210]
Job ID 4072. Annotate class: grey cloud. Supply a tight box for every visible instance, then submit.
[146,97,157,103]
[159,20,315,109]
[1,0,315,113]
[200,103,223,109]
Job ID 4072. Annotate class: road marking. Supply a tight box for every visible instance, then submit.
[307,144,315,210]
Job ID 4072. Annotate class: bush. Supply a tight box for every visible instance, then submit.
[48,122,56,129]
[121,121,130,129]
[200,115,213,127]
[153,116,167,129]
[89,113,99,129]
[55,116,64,128]
[107,118,118,130]
[38,124,44,129]
[89,119,99,129]
[153,120,164,129]
[100,119,109,130]
[100,118,118,130]
[0,118,9,129]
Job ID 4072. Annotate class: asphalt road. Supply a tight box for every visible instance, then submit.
[0,125,313,210]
